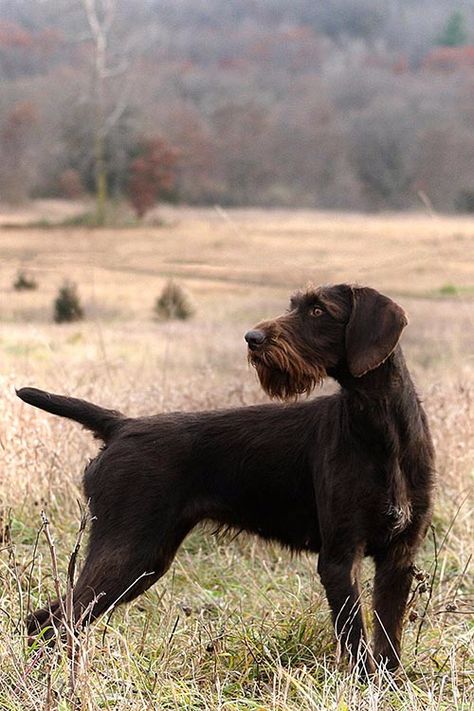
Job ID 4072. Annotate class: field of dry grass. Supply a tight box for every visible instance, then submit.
[0,204,473,709]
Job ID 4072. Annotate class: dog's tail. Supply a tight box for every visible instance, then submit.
[16,387,125,442]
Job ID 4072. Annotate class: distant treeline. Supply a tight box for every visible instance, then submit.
[1,0,474,212]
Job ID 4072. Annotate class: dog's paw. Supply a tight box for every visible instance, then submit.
[26,606,60,646]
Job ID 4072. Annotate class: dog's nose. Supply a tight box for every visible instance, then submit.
[245,329,266,350]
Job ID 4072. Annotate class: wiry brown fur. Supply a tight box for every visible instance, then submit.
[248,285,352,400]
[247,285,415,534]
[17,283,435,678]
[248,315,327,399]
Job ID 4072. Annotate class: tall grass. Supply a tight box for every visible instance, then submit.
[0,208,473,709]
[1,371,472,710]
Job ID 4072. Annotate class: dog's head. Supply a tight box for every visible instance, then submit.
[245,284,407,399]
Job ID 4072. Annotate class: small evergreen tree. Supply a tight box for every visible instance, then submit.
[154,281,194,320]
[437,11,468,47]
[54,281,84,323]
[13,270,38,291]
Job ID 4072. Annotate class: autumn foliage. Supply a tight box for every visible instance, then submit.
[58,169,84,199]
[2,3,474,212]
[128,137,178,219]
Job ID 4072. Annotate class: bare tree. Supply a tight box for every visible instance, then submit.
[82,0,122,223]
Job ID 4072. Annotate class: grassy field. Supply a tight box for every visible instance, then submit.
[0,205,473,710]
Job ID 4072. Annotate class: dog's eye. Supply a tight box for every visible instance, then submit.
[311,306,323,317]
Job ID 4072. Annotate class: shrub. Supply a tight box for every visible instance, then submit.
[58,169,84,199]
[13,270,38,291]
[455,189,474,213]
[128,136,179,219]
[439,283,458,296]
[53,281,84,323]
[154,280,194,320]
[60,211,99,227]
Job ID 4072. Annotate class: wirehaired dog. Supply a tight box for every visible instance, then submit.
[17,284,434,674]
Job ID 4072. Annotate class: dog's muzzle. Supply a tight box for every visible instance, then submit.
[244,329,266,351]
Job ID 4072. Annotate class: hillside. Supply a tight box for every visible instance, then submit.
[1,1,474,210]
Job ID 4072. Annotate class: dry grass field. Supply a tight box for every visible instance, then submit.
[0,204,473,710]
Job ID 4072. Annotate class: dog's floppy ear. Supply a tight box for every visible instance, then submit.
[345,287,408,377]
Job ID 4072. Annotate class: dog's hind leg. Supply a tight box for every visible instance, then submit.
[27,518,192,643]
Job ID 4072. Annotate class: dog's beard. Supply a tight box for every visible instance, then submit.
[248,344,326,400]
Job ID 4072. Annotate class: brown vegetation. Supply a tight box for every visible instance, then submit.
[0,207,472,708]
[1,2,474,211]
[128,137,178,219]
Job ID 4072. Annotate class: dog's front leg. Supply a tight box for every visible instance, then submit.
[372,549,414,672]
[318,546,373,677]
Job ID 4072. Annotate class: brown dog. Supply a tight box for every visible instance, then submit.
[17,284,434,675]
